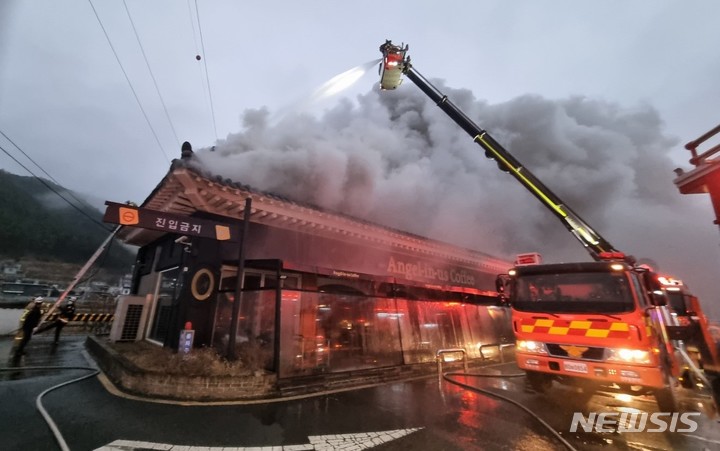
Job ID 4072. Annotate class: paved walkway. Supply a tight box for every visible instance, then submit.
[1,333,92,371]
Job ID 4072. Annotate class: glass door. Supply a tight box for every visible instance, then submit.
[147,267,180,344]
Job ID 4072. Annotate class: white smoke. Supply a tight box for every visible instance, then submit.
[194,81,720,317]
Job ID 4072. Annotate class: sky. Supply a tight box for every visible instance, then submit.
[1,1,720,317]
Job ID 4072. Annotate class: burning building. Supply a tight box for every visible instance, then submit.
[113,145,513,379]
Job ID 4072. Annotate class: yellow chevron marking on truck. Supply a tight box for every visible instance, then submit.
[535,319,555,328]
[585,329,610,338]
[520,318,631,339]
[569,320,592,329]
[549,327,570,335]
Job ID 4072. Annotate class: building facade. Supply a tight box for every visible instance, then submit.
[117,151,513,379]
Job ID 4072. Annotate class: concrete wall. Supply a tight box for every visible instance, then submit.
[86,335,277,401]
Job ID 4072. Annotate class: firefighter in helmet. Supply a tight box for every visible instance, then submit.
[16,297,44,355]
[53,297,77,344]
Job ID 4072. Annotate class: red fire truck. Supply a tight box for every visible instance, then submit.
[378,40,720,412]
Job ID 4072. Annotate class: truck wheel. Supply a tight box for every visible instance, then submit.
[711,376,720,410]
[679,369,695,389]
[654,377,680,413]
[526,371,552,393]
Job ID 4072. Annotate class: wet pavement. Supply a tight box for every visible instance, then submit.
[2,331,93,371]
[0,335,561,450]
[2,334,720,451]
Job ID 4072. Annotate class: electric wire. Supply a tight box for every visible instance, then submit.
[186,0,201,56]
[0,129,99,216]
[0,133,122,312]
[122,0,181,148]
[186,0,212,139]
[87,0,171,165]
[194,0,219,141]
[0,142,112,232]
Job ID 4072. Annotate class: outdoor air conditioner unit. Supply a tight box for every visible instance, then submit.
[109,295,152,342]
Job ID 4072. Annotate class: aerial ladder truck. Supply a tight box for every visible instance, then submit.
[378,40,720,412]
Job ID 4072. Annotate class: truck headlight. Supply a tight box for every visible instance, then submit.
[516,340,548,355]
[605,348,651,364]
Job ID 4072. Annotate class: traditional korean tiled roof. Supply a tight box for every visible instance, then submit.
[119,154,511,273]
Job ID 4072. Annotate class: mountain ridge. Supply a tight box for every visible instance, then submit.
[0,169,135,280]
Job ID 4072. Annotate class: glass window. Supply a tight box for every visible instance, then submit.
[278,290,403,377]
[512,271,635,313]
[219,268,299,291]
[282,275,300,289]
[317,276,374,296]
[136,245,156,276]
[212,290,276,371]
[148,267,180,344]
[396,299,466,363]
[264,275,278,289]
[244,274,262,290]
[666,291,688,315]
[630,273,648,307]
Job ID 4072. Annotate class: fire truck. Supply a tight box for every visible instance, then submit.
[378,40,720,412]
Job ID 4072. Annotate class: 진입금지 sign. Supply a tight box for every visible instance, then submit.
[103,201,237,242]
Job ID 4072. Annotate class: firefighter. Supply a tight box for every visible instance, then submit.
[16,297,43,355]
[53,297,77,344]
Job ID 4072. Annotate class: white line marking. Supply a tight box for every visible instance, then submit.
[95,427,424,450]
[684,434,720,445]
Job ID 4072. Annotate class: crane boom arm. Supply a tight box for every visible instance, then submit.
[379,41,621,261]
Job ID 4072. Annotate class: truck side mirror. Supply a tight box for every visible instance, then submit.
[650,290,667,307]
[642,271,667,307]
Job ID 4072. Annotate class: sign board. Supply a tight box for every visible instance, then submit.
[103,201,238,242]
[515,252,542,266]
[179,329,195,356]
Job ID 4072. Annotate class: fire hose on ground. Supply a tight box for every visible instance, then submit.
[0,365,99,451]
[435,348,578,451]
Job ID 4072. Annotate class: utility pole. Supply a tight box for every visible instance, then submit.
[227,197,252,360]
[36,225,121,331]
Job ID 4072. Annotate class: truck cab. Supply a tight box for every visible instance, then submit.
[505,259,680,409]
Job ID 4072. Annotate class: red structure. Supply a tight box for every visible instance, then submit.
[674,124,720,227]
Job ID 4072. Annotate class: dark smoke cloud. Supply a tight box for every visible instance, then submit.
[195,81,718,316]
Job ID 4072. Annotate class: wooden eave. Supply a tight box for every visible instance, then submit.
[119,161,511,273]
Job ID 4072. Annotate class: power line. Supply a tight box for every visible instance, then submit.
[122,0,181,148]
[186,0,201,56]
[87,0,171,165]
[186,0,210,132]
[0,141,113,232]
[185,0,216,142]
[194,0,219,141]
[0,129,98,214]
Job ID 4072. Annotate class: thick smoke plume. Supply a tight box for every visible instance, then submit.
[195,81,719,315]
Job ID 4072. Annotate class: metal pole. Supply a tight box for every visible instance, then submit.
[685,123,720,152]
[37,225,121,330]
[227,197,252,360]
[273,263,284,374]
